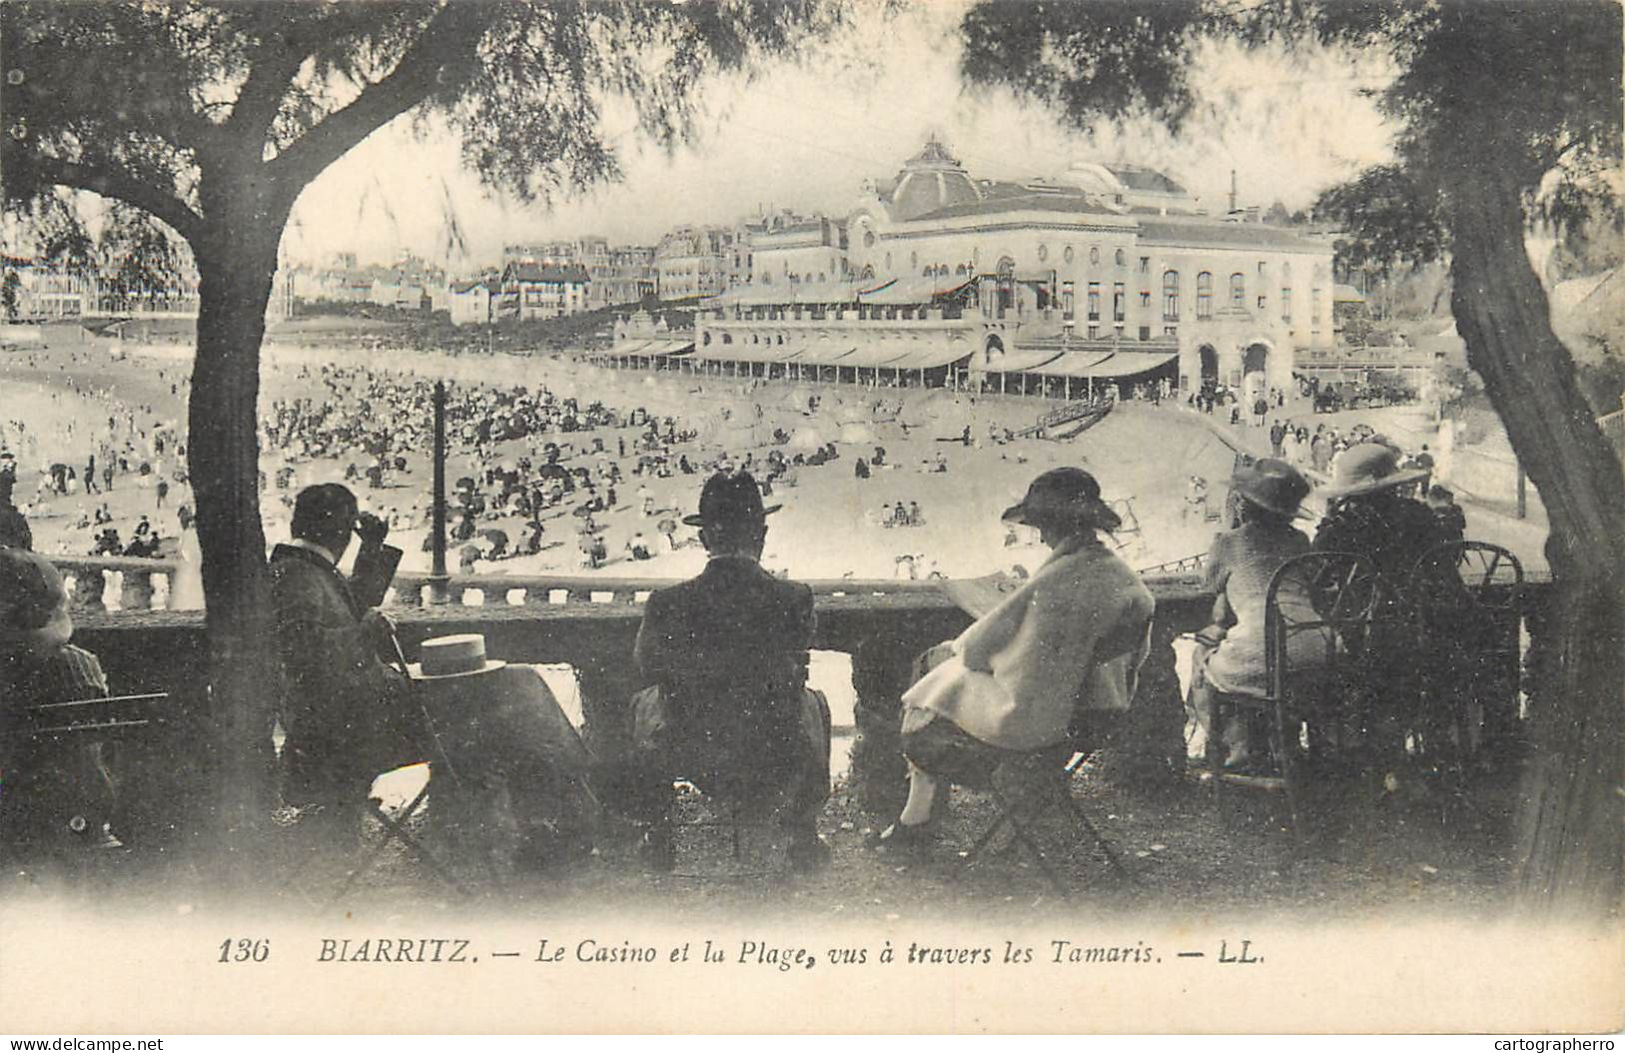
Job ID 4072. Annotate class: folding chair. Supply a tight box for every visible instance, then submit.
[287,670,484,908]
[957,738,1136,896]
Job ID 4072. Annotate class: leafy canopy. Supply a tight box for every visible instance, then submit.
[1,1,846,245]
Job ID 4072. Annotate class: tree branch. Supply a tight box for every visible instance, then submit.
[27,153,203,245]
[264,2,487,208]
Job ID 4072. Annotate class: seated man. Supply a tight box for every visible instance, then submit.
[622,472,831,872]
[269,484,419,833]
[0,548,119,856]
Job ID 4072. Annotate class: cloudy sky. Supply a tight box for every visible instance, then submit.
[281,1,1398,271]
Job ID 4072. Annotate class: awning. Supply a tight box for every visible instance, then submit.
[979,350,1067,375]
[841,346,914,368]
[859,276,973,305]
[886,346,976,370]
[1035,351,1178,379]
[689,341,797,364]
[617,339,694,357]
[786,344,857,365]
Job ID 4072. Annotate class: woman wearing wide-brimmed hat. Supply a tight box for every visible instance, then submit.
[1313,442,1443,586]
[874,467,1156,852]
[1191,458,1316,771]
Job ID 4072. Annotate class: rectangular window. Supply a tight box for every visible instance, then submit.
[1163,325,1178,337]
[1139,291,1151,309]
[1257,294,1267,311]
[1139,256,1150,274]
[1196,272,1213,320]
[1113,282,1126,322]
[1087,324,1100,339]
[1138,326,1151,342]
[1062,281,1075,320]
[1311,287,1323,325]
[1087,282,1101,320]
[1281,287,1292,322]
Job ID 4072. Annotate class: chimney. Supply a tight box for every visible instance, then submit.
[1228,170,1238,215]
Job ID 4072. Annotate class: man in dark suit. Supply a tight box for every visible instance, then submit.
[627,472,831,871]
[269,483,418,818]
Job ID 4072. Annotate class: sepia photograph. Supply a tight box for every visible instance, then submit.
[0,0,1621,1037]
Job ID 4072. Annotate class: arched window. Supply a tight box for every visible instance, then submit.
[1114,248,1126,268]
[1089,246,1100,266]
[1064,245,1075,264]
[1162,270,1180,322]
[1196,272,1213,319]
[1037,243,1049,262]
[1230,272,1246,308]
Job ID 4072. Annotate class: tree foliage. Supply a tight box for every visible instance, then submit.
[0,1,846,231]
[1314,164,1448,277]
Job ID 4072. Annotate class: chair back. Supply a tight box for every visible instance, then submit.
[1402,540,1525,751]
[1264,550,1384,710]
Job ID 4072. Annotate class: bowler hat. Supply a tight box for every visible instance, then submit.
[1231,458,1311,518]
[682,472,781,527]
[0,548,73,653]
[1001,467,1122,533]
[1322,443,1429,499]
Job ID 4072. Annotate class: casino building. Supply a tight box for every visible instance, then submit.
[614,140,1336,399]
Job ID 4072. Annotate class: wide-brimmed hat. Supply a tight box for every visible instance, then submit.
[1231,458,1312,518]
[681,471,781,527]
[1001,467,1122,533]
[0,548,73,653]
[1322,443,1430,499]
[408,633,506,680]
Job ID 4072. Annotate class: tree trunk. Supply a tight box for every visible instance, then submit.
[1447,170,1625,916]
[188,188,284,879]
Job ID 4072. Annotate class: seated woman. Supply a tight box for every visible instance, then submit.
[874,468,1156,852]
[1190,459,1313,771]
[0,548,120,855]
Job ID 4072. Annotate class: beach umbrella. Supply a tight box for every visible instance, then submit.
[838,422,877,444]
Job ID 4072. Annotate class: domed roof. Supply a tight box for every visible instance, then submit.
[889,138,981,222]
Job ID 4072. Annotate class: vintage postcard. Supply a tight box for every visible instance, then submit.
[1,0,1621,1035]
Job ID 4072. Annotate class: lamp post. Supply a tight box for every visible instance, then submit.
[428,380,450,604]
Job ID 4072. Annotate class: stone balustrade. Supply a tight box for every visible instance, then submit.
[47,554,181,613]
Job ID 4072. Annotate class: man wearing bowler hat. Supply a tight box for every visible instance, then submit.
[624,471,832,871]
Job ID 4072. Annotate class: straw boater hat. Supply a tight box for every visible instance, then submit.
[1230,458,1312,518]
[1001,467,1122,533]
[408,633,506,680]
[681,471,781,527]
[1322,444,1430,499]
[0,548,74,654]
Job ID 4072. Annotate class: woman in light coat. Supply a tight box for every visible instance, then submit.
[874,468,1155,852]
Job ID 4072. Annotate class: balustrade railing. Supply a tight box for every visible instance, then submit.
[48,555,180,613]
